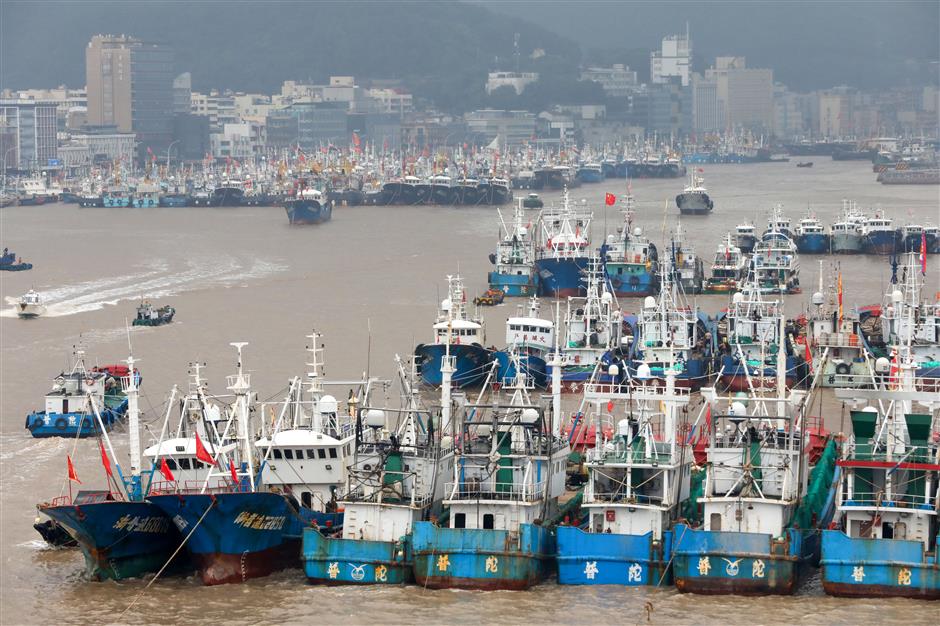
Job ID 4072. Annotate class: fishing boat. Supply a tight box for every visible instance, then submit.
[820,354,940,599]
[492,297,554,388]
[487,202,539,297]
[860,213,898,255]
[601,194,658,297]
[102,184,132,208]
[414,275,493,388]
[522,193,543,209]
[629,266,713,390]
[429,175,456,205]
[411,368,570,590]
[675,169,714,215]
[704,234,748,293]
[16,289,46,318]
[751,226,801,295]
[858,252,940,382]
[735,222,757,254]
[148,342,346,585]
[804,263,871,388]
[547,260,631,392]
[763,205,794,240]
[672,367,839,594]
[535,189,592,297]
[577,162,605,184]
[132,182,160,208]
[25,349,133,437]
[284,187,333,225]
[303,355,453,585]
[898,223,925,253]
[668,224,704,295]
[132,300,175,326]
[0,247,32,271]
[486,177,513,205]
[794,214,829,254]
[716,280,800,391]
[211,180,245,207]
[829,202,867,254]
[36,354,189,580]
[925,225,939,254]
[557,368,695,585]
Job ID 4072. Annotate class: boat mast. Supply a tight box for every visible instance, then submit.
[228,342,255,490]
[123,354,143,498]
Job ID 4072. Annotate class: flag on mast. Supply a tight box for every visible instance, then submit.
[67,455,81,484]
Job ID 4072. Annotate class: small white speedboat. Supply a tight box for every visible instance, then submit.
[17,289,46,318]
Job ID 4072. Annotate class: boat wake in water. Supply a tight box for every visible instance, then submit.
[1,255,287,318]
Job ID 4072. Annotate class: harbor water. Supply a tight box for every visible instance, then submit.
[1,160,938,624]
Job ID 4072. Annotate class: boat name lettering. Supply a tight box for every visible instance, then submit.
[752,559,765,579]
[584,561,598,580]
[485,555,499,573]
[112,515,169,533]
[172,514,188,531]
[375,564,388,582]
[327,562,339,579]
[697,556,711,575]
[232,511,286,530]
[897,568,912,586]
[851,566,865,582]
[628,563,642,582]
[437,554,450,571]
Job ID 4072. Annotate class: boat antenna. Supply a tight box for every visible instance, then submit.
[366,318,372,382]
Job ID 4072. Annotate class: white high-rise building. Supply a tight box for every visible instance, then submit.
[651,29,692,87]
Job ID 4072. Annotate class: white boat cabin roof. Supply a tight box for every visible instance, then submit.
[507,317,553,330]
[255,429,344,447]
[143,437,237,458]
[433,319,482,331]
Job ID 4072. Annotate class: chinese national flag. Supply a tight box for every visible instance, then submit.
[194,432,215,465]
[160,458,175,482]
[99,440,113,477]
[921,232,928,276]
[606,400,614,413]
[804,339,813,372]
[67,455,81,484]
[229,459,239,484]
[605,192,616,206]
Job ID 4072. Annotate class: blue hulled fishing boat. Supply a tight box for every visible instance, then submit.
[535,190,592,297]
[547,260,632,392]
[304,356,453,585]
[601,194,659,297]
[412,370,570,590]
[37,355,188,580]
[25,350,133,438]
[821,356,939,599]
[794,214,829,254]
[149,340,365,585]
[0,247,32,271]
[415,275,493,388]
[557,369,695,586]
[672,361,839,594]
[285,187,333,225]
[487,201,539,297]
[860,213,898,255]
[716,279,800,392]
[492,298,554,388]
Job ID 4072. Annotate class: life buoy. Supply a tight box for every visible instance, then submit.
[54,418,68,430]
[835,363,851,375]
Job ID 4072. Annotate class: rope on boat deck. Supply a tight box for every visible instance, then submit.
[119,499,216,619]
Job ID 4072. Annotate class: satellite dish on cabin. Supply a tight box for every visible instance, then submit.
[318,395,338,414]
[636,363,652,380]
[520,408,539,424]
[732,292,745,305]
[811,292,824,306]
[644,296,656,309]
[365,409,385,428]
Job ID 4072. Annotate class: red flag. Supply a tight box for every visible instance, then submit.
[697,168,704,173]
[229,459,239,484]
[194,432,215,465]
[160,458,175,482]
[804,339,813,372]
[99,440,113,477]
[693,405,711,465]
[605,192,616,206]
[606,400,614,412]
[921,232,928,276]
[67,455,81,484]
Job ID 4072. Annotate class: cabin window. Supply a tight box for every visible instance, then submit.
[166,458,178,470]
[306,449,316,459]
[179,458,191,470]
[301,492,312,508]
[284,449,294,460]
[329,448,338,459]
[454,513,466,529]
[882,522,894,539]
[295,449,304,459]
[63,399,69,413]
[617,268,623,275]
[318,448,327,459]
[710,513,722,531]
[483,514,495,530]
[273,449,283,459]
